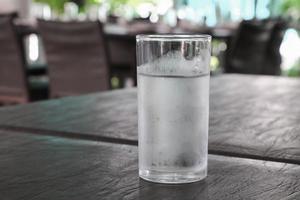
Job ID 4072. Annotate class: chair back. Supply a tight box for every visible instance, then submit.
[263,19,287,75]
[38,20,110,98]
[226,20,274,74]
[0,16,29,104]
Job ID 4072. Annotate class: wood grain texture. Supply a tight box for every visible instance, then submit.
[0,88,138,143]
[209,75,300,164]
[0,129,299,200]
[0,74,300,163]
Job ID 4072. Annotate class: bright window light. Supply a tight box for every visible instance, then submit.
[29,34,39,62]
[280,29,300,70]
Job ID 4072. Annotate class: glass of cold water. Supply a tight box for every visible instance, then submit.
[136,35,211,184]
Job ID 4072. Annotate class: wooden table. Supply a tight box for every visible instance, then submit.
[0,74,300,199]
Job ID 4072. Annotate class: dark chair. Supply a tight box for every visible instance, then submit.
[107,35,136,87]
[0,16,29,104]
[0,12,18,18]
[38,20,110,98]
[263,19,287,75]
[225,20,274,74]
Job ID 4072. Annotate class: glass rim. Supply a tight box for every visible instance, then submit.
[136,34,211,41]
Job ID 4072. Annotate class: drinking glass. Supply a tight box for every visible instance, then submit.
[136,34,211,184]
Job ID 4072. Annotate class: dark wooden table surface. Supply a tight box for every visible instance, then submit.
[1,74,300,199]
[1,130,299,200]
[0,74,300,164]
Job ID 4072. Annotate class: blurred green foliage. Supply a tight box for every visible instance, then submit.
[280,0,300,29]
[34,0,102,13]
[34,0,156,14]
[34,0,68,13]
[283,59,300,77]
[280,0,300,12]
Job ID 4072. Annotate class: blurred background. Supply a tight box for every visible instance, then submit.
[0,0,299,105]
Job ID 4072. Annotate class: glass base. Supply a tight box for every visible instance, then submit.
[139,169,207,184]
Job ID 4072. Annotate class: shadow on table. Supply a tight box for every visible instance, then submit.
[138,178,208,200]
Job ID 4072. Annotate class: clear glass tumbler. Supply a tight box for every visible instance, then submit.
[136,35,211,184]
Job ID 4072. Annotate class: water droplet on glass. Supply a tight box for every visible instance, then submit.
[192,66,200,74]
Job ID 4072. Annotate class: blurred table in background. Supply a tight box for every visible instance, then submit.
[15,21,235,84]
